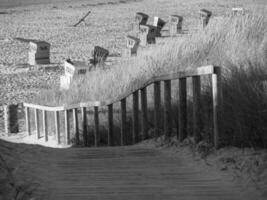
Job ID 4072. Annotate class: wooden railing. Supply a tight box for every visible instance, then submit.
[23,65,222,148]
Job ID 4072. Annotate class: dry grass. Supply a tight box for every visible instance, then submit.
[35,8,267,104]
[34,7,267,147]
[0,0,265,104]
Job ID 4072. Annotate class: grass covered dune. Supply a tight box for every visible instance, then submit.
[35,9,267,147]
[35,10,267,105]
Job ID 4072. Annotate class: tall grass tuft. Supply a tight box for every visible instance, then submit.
[35,8,267,147]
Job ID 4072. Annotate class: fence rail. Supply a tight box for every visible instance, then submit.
[3,65,222,148]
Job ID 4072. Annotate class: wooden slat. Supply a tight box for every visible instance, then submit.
[81,107,88,146]
[154,81,161,137]
[132,91,139,144]
[23,103,65,111]
[120,98,127,145]
[63,103,84,110]
[80,101,102,108]
[64,110,70,145]
[212,69,222,149]
[73,108,79,145]
[54,111,60,144]
[25,107,31,136]
[192,76,202,143]
[94,106,99,147]
[103,66,218,107]
[30,146,254,200]
[178,78,187,141]
[154,65,217,81]
[23,66,218,113]
[34,108,40,140]
[108,104,113,146]
[164,80,172,138]
[141,87,148,140]
[42,110,48,142]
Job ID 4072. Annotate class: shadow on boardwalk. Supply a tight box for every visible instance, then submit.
[0,139,263,200]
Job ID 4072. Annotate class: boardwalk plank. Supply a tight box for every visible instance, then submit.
[33,146,257,200]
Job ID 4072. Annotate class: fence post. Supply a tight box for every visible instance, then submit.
[164,80,172,138]
[73,108,79,145]
[192,76,202,143]
[34,108,40,140]
[154,82,161,137]
[64,110,70,145]
[141,87,148,140]
[4,106,9,135]
[42,110,48,142]
[81,107,88,146]
[212,68,222,149]
[94,106,99,147]
[132,91,139,143]
[55,111,60,144]
[179,78,187,141]
[120,98,127,145]
[108,104,114,146]
[25,107,31,136]
[4,104,19,135]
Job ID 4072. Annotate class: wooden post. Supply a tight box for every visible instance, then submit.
[179,78,187,141]
[141,87,148,140]
[25,107,31,136]
[73,108,79,145]
[4,106,9,135]
[192,76,202,143]
[212,69,222,149]
[54,111,60,144]
[164,80,172,138]
[120,98,127,145]
[154,82,161,137]
[42,110,48,142]
[94,106,99,147]
[108,104,113,146]
[81,107,88,146]
[64,110,70,145]
[25,107,31,135]
[132,91,139,143]
[4,105,19,134]
[34,108,40,140]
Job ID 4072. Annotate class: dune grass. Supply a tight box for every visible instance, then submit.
[34,8,267,147]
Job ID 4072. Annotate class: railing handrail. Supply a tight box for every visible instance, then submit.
[24,65,220,111]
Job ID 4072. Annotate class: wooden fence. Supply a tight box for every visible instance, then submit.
[21,65,222,148]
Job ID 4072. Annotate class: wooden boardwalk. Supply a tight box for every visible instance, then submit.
[38,146,256,200]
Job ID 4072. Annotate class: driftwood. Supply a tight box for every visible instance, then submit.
[73,10,91,27]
